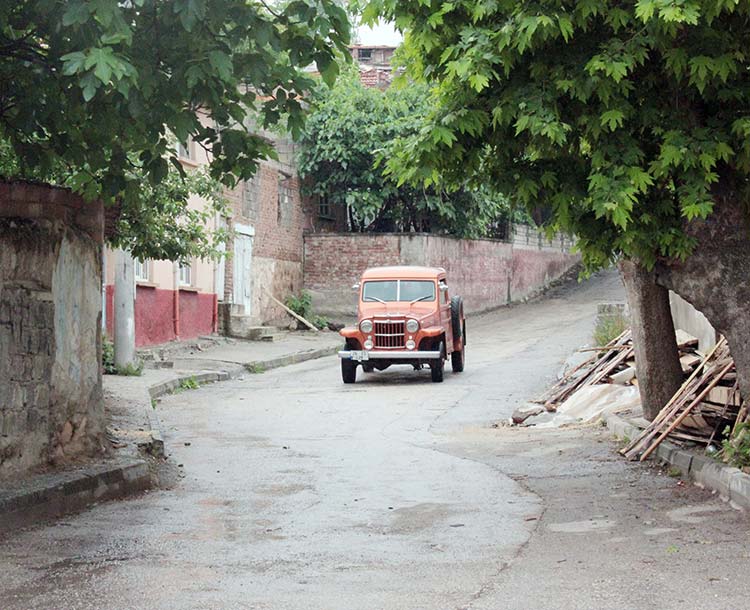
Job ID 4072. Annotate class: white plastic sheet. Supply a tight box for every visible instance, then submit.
[535,384,641,428]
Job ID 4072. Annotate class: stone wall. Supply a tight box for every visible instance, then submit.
[0,182,105,478]
[304,229,580,319]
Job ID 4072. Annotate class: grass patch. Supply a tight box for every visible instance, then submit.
[115,361,143,376]
[246,363,266,374]
[594,312,628,347]
[721,423,750,469]
[177,376,200,391]
[102,336,143,376]
[668,467,682,478]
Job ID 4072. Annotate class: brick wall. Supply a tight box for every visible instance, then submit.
[222,160,306,326]
[304,232,580,318]
[0,181,105,478]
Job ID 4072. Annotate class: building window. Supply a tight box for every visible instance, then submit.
[134,259,150,282]
[358,48,372,62]
[176,139,193,160]
[277,175,293,225]
[318,194,332,219]
[243,172,261,220]
[179,262,193,287]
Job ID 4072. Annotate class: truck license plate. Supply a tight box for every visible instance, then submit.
[350,350,369,361]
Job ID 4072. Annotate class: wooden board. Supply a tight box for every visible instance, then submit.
[707,385,742,407]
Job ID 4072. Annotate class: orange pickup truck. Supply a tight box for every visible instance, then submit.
[338,266,466,383]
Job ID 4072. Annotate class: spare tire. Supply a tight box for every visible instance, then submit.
[450,295,464,343]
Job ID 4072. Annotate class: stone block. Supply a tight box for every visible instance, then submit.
[692,459,732,499]
[670,450,694,475]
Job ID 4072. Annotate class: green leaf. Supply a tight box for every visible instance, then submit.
[600,109,625,131]
[62,1,90,26]
[208,50,233,82]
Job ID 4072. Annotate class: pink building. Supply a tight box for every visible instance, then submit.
[103,139,221,347]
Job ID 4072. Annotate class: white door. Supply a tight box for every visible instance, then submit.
[233,224,255,314]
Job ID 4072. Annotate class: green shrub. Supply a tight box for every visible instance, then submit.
[285,290,313,319]
[312,314,329,330]
[722,423,750,469]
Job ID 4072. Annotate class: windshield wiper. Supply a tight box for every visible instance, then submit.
[410,295,431,304]
[364,296,387,304]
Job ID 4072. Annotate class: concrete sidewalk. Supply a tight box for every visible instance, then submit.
[0,330,342,536]
[605,411,750,511]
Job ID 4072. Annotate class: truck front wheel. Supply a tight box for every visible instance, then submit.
[431,342,445,383]
[342,358,357,384]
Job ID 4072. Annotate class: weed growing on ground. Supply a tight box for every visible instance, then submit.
[177,376,200,391]
[285,290,313,319]
[593,312,628,346]
[285,290,329,330]
[312,314,329,330]
[668,467,682,478]
[102,337,143,376]
[246,363,265,374]
[721,423,750,469]
[102,337,117,374]
[116,362,143,376]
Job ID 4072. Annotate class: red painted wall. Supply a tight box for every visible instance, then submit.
[105,285,217,347]
[178,290,216,342]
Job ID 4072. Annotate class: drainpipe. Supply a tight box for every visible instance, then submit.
[173,261,180,339]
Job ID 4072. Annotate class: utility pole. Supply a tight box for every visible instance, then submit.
[114,248,136,368]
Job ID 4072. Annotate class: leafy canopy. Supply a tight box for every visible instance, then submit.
[298,66,520,237]
[0,0,350,204]
[0,137,227,262]
[361,0,750,269]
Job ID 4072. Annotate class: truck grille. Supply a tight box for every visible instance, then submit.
[374,320,405,348]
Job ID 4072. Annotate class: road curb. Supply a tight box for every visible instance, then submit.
[0,458,152,537]
[604,412,750,510]
[243,345,339,373]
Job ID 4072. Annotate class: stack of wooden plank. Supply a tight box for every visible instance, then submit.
[621,337,744,461]
[534,330,635,411]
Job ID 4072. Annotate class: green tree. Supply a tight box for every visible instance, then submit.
[361,1,750,406]
[298,66,520,237]
[0,137,228,262]
[0,0,349,203]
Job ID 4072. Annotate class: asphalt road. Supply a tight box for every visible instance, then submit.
[2,270,749,610]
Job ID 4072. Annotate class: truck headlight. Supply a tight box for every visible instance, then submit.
[406,339,416,350]
[360,319,373,333]
[406,319,419,333]
[364,339,373,350]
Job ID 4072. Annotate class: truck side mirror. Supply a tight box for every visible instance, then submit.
[352,283,360,290]
[439,282,448,293]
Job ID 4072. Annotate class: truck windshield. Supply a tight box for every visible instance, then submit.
[362,280,435,303]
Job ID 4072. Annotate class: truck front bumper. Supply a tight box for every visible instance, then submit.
[338,350,442,362]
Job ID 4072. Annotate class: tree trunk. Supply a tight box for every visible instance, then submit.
[619,260,684,421]
[654,196,750,401]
